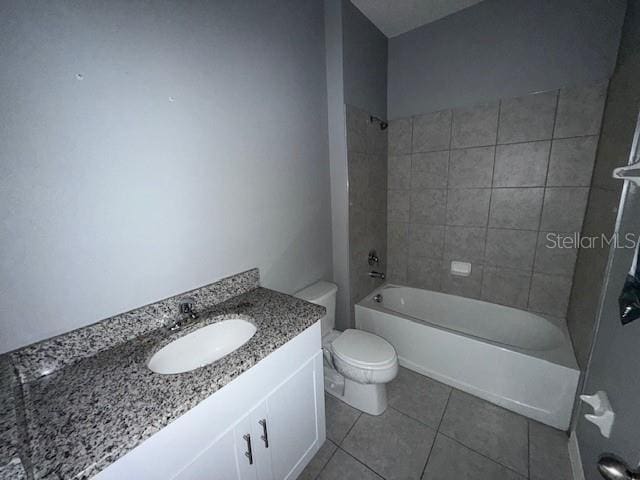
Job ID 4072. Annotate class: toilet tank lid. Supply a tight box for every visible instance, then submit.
[294,281,337,302]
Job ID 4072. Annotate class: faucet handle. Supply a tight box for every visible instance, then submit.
[178,297,199,319]
[179,297,195,311]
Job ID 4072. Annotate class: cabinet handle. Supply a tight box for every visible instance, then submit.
[243,434,253,465]
[259,419,269,448]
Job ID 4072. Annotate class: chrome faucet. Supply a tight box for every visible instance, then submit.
[368,271,385,279]
[180,298,199,319]
[167,298,199,331]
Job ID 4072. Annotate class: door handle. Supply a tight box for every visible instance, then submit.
[598,455,640,480]
[259,419,269,448]
[243,434,253,465]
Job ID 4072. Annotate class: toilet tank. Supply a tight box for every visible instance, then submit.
[294,281,337,336]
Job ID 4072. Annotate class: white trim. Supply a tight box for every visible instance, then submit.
[569,430,586,480]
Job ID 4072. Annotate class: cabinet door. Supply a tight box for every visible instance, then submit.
[266,359,319,480]
[172,428,240,480]
[250,402,274,480]
[234,413,259,480]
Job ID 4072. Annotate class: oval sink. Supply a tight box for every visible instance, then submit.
[148,318,256,374]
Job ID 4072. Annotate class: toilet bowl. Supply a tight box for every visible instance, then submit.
[295,281,398,415]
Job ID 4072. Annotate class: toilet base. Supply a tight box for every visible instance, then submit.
[325,372,388,415]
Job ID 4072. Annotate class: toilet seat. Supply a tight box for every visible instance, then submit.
[332,329,397,370]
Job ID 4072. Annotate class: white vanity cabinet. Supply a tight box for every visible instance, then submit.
[94,322,325,480]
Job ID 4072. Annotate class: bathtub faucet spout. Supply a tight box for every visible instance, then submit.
[368,271,385,280]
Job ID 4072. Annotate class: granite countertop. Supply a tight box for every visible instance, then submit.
[0,359,26,480]
[17,287,324,480]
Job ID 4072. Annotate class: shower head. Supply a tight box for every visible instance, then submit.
[370,115,388,131]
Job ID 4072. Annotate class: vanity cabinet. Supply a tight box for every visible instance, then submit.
[94,322,324,480]
[175,357,319,480]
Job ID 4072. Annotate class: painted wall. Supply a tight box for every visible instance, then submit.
[0,0,332,352]
[324,0,351,331]
[567,0,640,370]
[323,0,388,330]
[388,0,626,119]
[342,0,388,120]
[571,3,640,476]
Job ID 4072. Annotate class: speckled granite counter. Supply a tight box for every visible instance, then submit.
[13,287,324,479]
[0,358,26,480]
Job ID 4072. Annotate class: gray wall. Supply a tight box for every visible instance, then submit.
[388,0,626,119]
[324,0,352,331]
[386,82,606,319]
[0,0,332,352]
[573,3,640,466]
[342,0,388,120]
[346,106,387,314]
[324,0,388,330]
[567,0,640,370]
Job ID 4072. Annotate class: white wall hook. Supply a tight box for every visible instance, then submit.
[580,390,615,438]
[613,164,640,186]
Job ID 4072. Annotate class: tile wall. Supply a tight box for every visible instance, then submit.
[346,105,388,313]
[386,82,607,319]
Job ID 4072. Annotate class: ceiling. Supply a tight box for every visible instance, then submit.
[350,0,485,38]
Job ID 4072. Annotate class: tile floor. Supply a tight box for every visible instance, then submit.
[299,367,572,480]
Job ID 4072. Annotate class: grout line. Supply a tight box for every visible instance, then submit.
[388,185,591,190]
[337,446,387,479]
[436,387,454,432]
[403,118,415,283]
[312,443,340,480]
[348,405,436,480]
[339,411,362,445]
[438,110,455,290]
[398,369,528,478]
[438,431,528,478]
[419,385,453,479]
[408,133,598,153]
[387,404,438,432]
[527,419,531,479]
[388,218,585,234]
[526,89,561,309]
[479,100,502,298]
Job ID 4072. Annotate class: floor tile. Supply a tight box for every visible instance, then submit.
[298,439,338,480]
[342,407,436,480]
[422,433,525,480]
[324,394,360,444]
[318,448,383,480]
[529,421,573,480]
[388,367,451,429]
[439,390,529,476]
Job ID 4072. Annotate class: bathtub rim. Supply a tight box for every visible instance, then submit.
[357,283,579,371]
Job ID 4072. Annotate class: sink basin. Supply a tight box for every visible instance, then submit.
[148,318,257,374]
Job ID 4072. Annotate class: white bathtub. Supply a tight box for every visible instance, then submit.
[355,284,580,430]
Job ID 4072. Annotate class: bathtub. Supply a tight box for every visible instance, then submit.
[355,284,580,430]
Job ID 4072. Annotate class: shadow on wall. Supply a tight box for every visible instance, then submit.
[260,198,333,296]
[385,80,608,322]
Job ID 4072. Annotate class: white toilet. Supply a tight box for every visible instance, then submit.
[295,281,398,415]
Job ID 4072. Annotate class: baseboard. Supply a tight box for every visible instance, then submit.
[569,430,586,480]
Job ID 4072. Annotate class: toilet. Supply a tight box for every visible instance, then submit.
[295,281,398,415]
